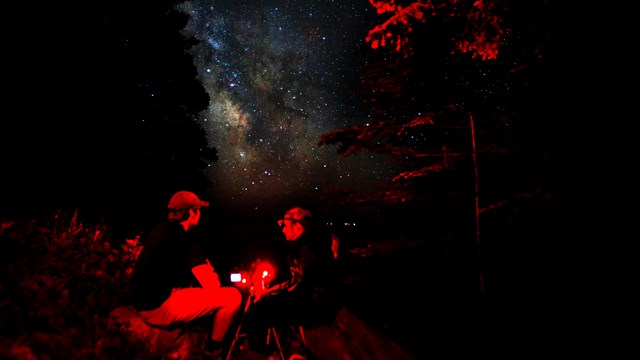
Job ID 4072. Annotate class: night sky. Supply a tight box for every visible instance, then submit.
[177,1,398,210]
[1,0,555,233]
[0,1,561,357]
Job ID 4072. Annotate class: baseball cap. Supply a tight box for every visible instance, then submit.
[167,191,210,210]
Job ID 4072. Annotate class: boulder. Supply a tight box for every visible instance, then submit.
[107,305,208,359]
[301,307,417,360]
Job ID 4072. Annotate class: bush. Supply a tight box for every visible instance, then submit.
[0,210,147,359]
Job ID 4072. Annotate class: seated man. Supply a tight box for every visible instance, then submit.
[243,206,342,355]
[130,190,243,358]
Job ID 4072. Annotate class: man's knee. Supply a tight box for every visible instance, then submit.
[219,286,242,309]
[228,287,242,308]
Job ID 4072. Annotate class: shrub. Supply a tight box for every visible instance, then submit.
[0,210,147,359]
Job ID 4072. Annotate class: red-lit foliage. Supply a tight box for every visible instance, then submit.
[318,104,470,207]
[455,0,505,60]
[0,211,179,359]
[319,0,549,212]
[365,0,506,60]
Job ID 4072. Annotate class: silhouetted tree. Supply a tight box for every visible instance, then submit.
[318,0,555,293]
[2,0,216,232]
[319,0,553,214]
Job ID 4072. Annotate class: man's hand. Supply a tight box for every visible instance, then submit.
[252,282,285,302]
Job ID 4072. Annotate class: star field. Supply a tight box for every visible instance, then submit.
[177,1,398,210]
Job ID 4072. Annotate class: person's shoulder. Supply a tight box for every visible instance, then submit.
[301,227,331,252]
[144,222,180,241]
[309,224,332,240]
[150,221,177,233]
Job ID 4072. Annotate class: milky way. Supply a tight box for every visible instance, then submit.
[177,1,398,210]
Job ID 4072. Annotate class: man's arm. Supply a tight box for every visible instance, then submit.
[192,259,221,291]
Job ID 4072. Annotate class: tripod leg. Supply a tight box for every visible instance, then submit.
[270,327,285,360]
[225,296,252,360]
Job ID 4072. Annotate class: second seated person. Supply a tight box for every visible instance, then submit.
[243,206,342,355]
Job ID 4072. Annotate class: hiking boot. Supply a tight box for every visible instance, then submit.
[205,339,226,360]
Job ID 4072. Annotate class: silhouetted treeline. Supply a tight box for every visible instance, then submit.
[3,0,215,235]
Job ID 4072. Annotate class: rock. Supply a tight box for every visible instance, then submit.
[228,307,417,360]
[107,305,208,359]
[300,307,417,360]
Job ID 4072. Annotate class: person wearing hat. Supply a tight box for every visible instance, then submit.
[130,190,242,357]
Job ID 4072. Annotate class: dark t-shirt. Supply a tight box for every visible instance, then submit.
[251,226,341,327]
[285,227,337,299]
[243,225,342,353]
[130,222,208,311]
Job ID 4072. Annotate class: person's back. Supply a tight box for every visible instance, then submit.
[131,221,194,311]
[129,190,242,357]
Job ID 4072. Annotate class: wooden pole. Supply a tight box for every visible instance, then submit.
[469,112,484,294]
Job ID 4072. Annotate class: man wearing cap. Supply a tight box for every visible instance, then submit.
[130,190,242,357]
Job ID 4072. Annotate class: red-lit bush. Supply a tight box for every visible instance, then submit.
[0,211,155,359]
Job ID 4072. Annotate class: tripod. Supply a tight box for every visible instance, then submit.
[225,293,252,360]
[225,294,286,360]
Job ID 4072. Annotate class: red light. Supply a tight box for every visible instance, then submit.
[250,260,276,296]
